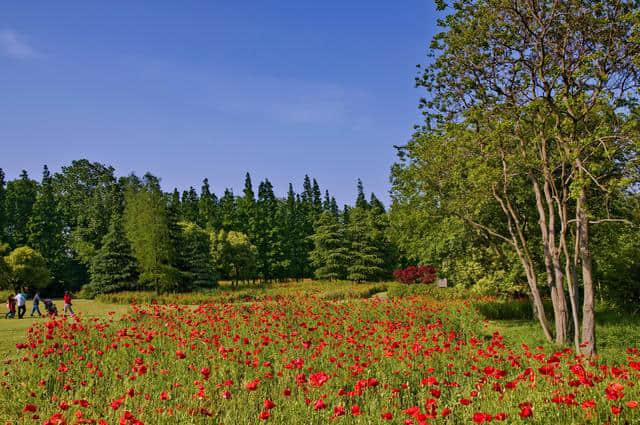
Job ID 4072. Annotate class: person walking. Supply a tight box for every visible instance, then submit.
[15,292,26,319]
[30,292,42,317]
[63,291,74,317]
[5,296,16,319]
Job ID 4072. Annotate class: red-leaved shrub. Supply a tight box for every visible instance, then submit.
[393,265,437,284]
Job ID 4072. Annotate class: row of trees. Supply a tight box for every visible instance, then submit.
[0,162,396,295]
[391,0,640,356]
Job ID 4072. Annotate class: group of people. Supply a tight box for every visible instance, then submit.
[5,290,75,319]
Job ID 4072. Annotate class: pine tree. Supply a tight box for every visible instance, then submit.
[0,169,6,242]
[28,165,66,285]
[312,178,322,215]
[238,173,256,238]
[166,189,183,268]
[310,211,349,281]
[87,213,138,295]
[181,187,199,223]
[124,184,172,294]
[346,207,384,282]
[355,179,368,209]
[5,170,38,247]
[219,189,237,230]
[198,178,218,229]
[255,179,278,281]
[178,221,217,289]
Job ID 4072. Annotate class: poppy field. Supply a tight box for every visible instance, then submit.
[2,296,640,424]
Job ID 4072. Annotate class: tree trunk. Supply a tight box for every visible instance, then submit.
[577,185,596,357]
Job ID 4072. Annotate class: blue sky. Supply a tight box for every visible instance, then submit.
[1,1,439,206]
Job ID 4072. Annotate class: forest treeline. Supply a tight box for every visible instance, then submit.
[0,162,397,296]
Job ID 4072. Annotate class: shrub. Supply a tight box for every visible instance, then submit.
[393,265,437,284]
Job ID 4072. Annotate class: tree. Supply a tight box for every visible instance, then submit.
[211,230,256,286]
[28,166,66,285]
[53,160,119,269]
[124,182,172,294]
[5,246,50,291]
[86,213,138,295]
[238,173,257,238]
[310,211,349,281]
[355,179,368,209]
[402,0,640,355]
[181,187,199,223]
[0,243,11,289]
[219,189,237,231]
[198,178,218,229]
[255,179,278,282]
[5,170,38,247]
[0,169,6,242]
[346,207,384,282]
[178,221,217,288]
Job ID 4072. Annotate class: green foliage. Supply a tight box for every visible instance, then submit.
[211,230,256,284]
[346,207,384,282]
[309,211,349,280]
[0,243,11,290]
[28,166,66,285]
[178,221,217,289]
[124,182,171,294]
[84,213,138,297]
[4,246,50,291]
[4,170,38,247]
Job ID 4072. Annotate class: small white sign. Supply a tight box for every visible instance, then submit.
[437,278,448,288]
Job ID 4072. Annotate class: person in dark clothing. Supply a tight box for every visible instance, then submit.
[30,292,42,317]
[5,296,16,319]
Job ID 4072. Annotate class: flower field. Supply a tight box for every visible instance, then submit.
[2,296,640,424]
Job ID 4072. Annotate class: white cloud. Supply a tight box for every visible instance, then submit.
[0,29,36,58]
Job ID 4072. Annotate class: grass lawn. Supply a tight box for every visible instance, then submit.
[0,299,129,359]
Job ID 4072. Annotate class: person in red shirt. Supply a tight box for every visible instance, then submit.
[63,291,75,317]
[5,296,16,319]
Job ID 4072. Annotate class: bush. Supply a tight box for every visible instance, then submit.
[393,265,437,284]
[473,298,554,321]
[387,284,470,301]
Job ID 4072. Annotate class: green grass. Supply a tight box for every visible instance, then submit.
[0,299,129,358]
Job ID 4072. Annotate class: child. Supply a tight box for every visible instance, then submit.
[5,296,16,319]
[63,291,74,317]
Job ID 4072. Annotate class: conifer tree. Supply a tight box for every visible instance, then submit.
[166,189,183,268]
[310,211,349,281]
[28,166,65,285]
[0,169,6,242]
[355,179,368,209]
[198,178,218,229]
[87,212,138,295]
[255,179,278,281]
[312,178,322,214]
[178,221,217,288]
[346,207,384,282]
[238,173,257,238]
[181,187,199,223]
[5,170,38,247]
[219,189,237,230]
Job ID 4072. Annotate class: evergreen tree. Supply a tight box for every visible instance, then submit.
[87,212,138,295]
[329,197,339,217]
[5,170,38,247]
[219,189,237,230]
[124,184,172,294]
[355,179,368,209]
[0,169,6,242]
[255,179,278,281]
[166,189,183,268]
[238,173,257,238]
[312,178,322,214]
[198,178,218,229]
[310,211,349,281]
[178,221,217,288]
[28,165,66,285]
[346,207,384,282]
[181,187,199,223]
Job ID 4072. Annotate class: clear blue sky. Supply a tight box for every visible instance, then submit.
[1,1,439,206]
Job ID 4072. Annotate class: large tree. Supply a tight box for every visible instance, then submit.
[310,211,349,281]
[124,176,172,294]
[5,246,50,292]
[397,0,640,354]
[5,170,38,247]
[28,166,66,285]
[87,213,138,295]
